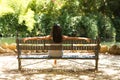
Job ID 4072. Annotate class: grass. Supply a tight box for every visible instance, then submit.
[101,41,120,47]
[0,37,16,44]
[0,37,120,46]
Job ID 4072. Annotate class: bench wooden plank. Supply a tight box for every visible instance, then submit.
[19,54,96,59]
[18,39,98,44]
[19,45,98,50]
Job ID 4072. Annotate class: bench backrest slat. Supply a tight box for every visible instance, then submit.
[18,39,45,44]
[17,38,100,51]
[19,45,97,50]
[18,39,98,44]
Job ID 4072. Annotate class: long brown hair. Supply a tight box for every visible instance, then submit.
[51,24,62,43]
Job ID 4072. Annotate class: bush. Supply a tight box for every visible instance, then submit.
[108,45,120,55]
[69,14,98,38]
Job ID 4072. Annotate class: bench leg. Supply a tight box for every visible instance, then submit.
[18,58,21,70]
[95,59,98,71]
[54,59,57,65]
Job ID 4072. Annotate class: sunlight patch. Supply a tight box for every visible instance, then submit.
[79,75,90,80]
[104,69,118,75]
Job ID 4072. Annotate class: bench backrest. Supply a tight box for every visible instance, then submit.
[16,38,100,51]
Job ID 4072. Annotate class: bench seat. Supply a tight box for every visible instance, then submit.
[19,54,96,59]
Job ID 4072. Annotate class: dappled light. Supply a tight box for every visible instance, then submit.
[0,54,120,79]
[0,0,120,79]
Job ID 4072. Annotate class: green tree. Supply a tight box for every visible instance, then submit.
[0,0,119,42]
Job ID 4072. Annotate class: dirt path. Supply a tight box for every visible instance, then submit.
[0,54,120,80]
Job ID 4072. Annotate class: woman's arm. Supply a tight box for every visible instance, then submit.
[63,35,90,42]
[23,35,51,42]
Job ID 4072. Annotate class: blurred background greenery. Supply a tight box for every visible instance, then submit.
[0,0,120,44]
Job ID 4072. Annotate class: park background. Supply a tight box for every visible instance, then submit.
[0,1,120,80]
[0,0,120,54]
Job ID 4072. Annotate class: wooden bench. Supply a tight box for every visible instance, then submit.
[16,37,100,71]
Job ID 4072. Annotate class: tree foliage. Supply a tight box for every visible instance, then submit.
[0,0,120,41]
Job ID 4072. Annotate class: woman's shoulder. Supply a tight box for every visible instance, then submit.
[62,35,68,40]
[62,35,75,40]
[45,35,52,40]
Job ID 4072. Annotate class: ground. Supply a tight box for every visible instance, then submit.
[0,52,120,80]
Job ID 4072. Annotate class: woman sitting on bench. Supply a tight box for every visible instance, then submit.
[23,24,90,64]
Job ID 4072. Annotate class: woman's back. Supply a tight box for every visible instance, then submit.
[48,24,63,57]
